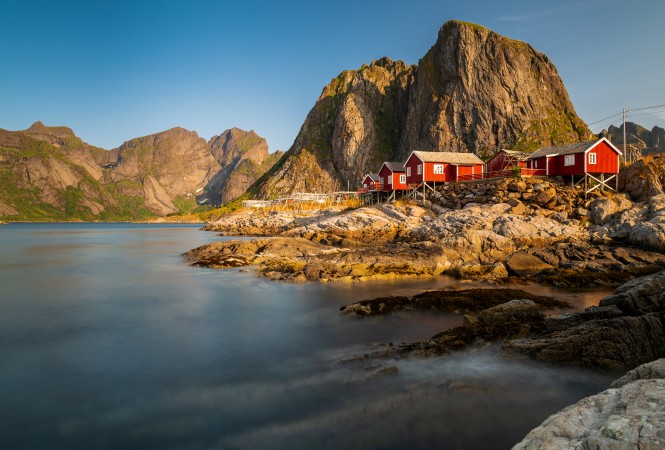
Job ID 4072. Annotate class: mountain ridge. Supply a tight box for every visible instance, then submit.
[0,122,279,220]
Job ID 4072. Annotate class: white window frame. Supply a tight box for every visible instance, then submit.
[564,154,575,166]
[380,177,384,186]
[387,175,392,185]
[433,164,444,174]
[417,164,422,175]
[406,167,411,177]
[588,153,597,164]
[399,174,406,184]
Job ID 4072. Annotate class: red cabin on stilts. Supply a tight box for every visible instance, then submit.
[378,162,407,191]
[404,151,485,185]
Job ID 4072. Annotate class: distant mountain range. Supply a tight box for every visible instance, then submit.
[0,122,282,221]
[250,20,592,198]
[601,122,665,154]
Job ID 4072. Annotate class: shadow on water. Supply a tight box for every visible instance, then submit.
[0,223,620,450]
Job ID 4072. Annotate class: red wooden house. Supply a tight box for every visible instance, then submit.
[404,151,485,184]
[361,173,380,191]
[526,138,621,177]
[486,149,529,174]
[378,162,407,191]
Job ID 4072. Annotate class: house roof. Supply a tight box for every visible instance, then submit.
[527,138,622,160]
[495,149,530,161]
[381,161,406,172]
[364,173,380,181]
[411,151,484,165]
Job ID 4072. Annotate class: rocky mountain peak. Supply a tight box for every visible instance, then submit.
[23,121,83,148]
[209,127,269,167]
[251,20,592,198]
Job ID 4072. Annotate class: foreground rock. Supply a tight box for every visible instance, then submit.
[366,271,665,371]
[513,359,665,450]
[185,236,449,282]
[340,288,569,316]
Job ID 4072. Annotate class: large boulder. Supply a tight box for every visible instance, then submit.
[505,252,554,276]
[512,360,665,450]
[588,195,633,225]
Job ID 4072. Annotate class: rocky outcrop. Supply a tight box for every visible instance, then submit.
[513,359,665,450]
[252,20,591,198]
[504,270,665,370]
[340,288,568,316]
[618,155,665,202]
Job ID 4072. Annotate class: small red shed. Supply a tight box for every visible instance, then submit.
[362,173,380,191]
[526,138,621,177]
[486,149,529,174]
[378,162,407,191]
[404,151,485,184]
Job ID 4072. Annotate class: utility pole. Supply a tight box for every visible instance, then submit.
[622,108,627,164]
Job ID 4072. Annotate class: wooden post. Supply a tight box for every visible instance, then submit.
[584,174,588,200]
[601,173,605,192]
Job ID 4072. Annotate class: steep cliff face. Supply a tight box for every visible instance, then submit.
[253,20,592,198]
[0,123,279,220]
[107,128,219,214]
[402,21,590,157]
[255,58,412,198]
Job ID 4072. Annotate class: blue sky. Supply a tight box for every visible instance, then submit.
[1,0,664,152]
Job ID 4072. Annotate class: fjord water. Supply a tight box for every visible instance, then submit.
[0,224,617,450]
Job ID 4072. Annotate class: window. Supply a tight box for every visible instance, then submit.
[380,177,384,186]
[399,174,406,184]
[588,153,597,165]
[387,175,392,185]
[417,164,422,175]
[564,154,575,166]
[433,164,444,174]
[406,167,411,176]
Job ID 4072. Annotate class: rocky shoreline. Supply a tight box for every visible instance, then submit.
[188,177,665,287]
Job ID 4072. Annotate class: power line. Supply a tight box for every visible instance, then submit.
[588,112,623,126]
[588,103,665,126]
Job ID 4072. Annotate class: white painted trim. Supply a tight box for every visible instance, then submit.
[585,137,623,156]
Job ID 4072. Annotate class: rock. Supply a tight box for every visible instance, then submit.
[628,222,665,253]
[588,195,633,225]
[611,358,665,388]
[534,187,556,206]
[619,158,665,202]
[600,270,665,314]
[572,207,588,217]
[649,193,665,218]
[476,299,544,339]
[504,313,665,370]
[508,181,527,192]
[512,377,665,450]
[506,252,554,276]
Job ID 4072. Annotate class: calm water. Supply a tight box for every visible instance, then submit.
[0,223,619,450]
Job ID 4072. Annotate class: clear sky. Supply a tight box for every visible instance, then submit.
[1,0,664,152]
